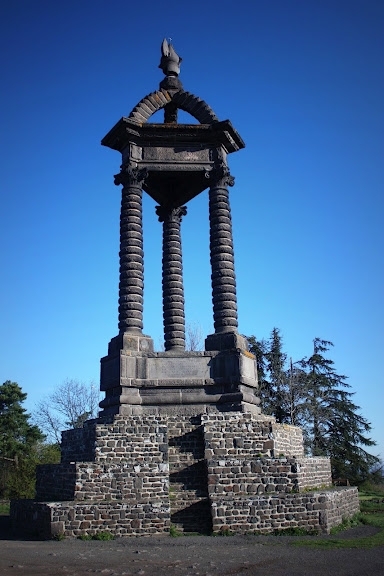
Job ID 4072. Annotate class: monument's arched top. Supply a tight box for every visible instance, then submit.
[128,89,219,125]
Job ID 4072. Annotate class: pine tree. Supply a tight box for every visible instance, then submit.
[0,380,46,498]
[265,328,288,423]
[247,335,272,414]
[248,329,290,422]
[300,339,379,484]
[285,359,308,427]
[248,331,380,484]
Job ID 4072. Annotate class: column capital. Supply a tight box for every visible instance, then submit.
[208,162,235,188]
[155,205,187,223]
[114,165,148,188]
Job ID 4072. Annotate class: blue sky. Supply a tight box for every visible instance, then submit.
[1,0,383,460]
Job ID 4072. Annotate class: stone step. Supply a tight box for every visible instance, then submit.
[170,498,212,534]
[169,460,208,490]
[170,487,208,509]
[167,417,211,533]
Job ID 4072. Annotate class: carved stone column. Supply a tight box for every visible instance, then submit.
[114,165,147,334]
[208,163,239,334]
[156,205,187,351]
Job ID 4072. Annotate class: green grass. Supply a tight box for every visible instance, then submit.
[78,531,114,541]
[329,513,362,534]
[169,524,182,537]
[272,527,318,536]
[360,499,384,513]
[292,514,384,549]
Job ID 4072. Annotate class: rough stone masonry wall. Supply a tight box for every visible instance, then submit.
[36,463,76,501]
[272,423,304,458]
[29,416,171,537]
[60,419,98,463]
[321,486,360,529]
[202,412,357,534]
[205,456,331,497]
[202,413,331,496]
[210,488,359,534]
[202,413,304,459]
[296,457,332,490]
[11,499,170,539]
[13,411,358,538]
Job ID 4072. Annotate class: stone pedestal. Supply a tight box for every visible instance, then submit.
[99,333,261,417]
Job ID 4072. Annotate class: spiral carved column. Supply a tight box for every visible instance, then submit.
[156,205,187,351]
[208,164,239,334]
[114,165,147,334]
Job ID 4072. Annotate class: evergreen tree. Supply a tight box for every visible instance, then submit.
[265,328,288,423]
[248,329,289,422]
[247,335,271,414]
[0,380,49,498]
[248,331,380,484]
[300,339,379,484]
[285,359,308,427]
[0,381,43,458]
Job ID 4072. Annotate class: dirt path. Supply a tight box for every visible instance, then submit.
[1,517,383,576]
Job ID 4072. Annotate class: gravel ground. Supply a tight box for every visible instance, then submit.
[1,518,383,576]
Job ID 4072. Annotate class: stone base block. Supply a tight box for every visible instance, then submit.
[100,335,260,417]
[205,331,249,352]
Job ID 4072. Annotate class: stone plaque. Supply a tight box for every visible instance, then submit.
[147,356,211,380]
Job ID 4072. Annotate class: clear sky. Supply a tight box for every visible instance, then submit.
[1,0,383,461]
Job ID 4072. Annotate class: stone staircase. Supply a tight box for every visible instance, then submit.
[168,416,212,534]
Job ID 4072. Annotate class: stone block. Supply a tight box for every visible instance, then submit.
[205,332,249,352]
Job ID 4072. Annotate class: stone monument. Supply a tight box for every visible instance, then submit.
[98,38,257,418]
[11,41,359,538]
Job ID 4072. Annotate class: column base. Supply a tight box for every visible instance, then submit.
[205,331,249,352]
[107,332,154,355]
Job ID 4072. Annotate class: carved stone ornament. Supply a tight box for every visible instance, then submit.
[156,205,187,223]
[159,38,182,77]
[114,166,148,188]
[209,163,235,188]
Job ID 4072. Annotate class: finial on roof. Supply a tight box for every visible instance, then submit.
[159,38,182,77]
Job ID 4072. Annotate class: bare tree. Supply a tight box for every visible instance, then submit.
[186,322,204,351]
[34,379,100,443]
